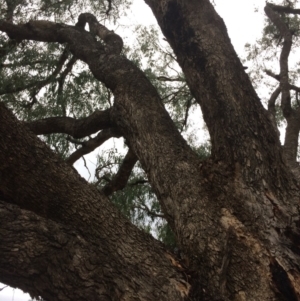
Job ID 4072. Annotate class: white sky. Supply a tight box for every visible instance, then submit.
[1,0,266,300]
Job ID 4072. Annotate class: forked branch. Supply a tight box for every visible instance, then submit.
[265,3,300,164]
[265,3,293,117]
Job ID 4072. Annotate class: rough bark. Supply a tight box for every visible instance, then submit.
[143,1,300,299]
[0,103,188,301]
[0,1,300,301]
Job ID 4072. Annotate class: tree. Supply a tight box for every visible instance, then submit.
[0,0,300,300]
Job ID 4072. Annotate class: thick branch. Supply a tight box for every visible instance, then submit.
[66,128,121,165]
[144,0,283,178]
[76,13,123,55]
[266,3,300,15]
[0,200,184,300]
[265,4,300,164]
[0,18,121,90]
[25,108,113,138]
[0,103,187,301]
[0,200,124,300]
[5,0,20,22]
[268,86,281,137]
[268,86,281,116]
[265,4,293,117]
[102,148,138,196]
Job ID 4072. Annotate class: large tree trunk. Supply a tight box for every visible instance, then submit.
[142,1,300,299]
[0,103,188,301]
[0,1,300,300]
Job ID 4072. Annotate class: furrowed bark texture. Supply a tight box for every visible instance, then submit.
[0,103,187,301]
[0,1,300,301]
[143,0,300,300]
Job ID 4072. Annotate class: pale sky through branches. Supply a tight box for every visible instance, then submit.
[0,0,265,300]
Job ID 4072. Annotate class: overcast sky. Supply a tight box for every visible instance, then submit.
[0,0,266,300]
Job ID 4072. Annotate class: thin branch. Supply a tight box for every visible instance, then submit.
[102,148,138,196]
[25,108,113,138]
[82,155,91,181]
[129,179,148,186]
[161,48,177,62]
[66,136,85,145]
[0,59,48,68]
[106,0,113,16]
[289,84,300,93]
[96,174,111,184]
[157,76,184,82]
[264,69,300,92]
[183,97,193,129]
[66,128,121,165]
[161,84,187,101]
[0,285,8,291]
[264,69,280,81]
[0,47,70,96]
[133,198,165,219]
[56,55,77,116]
[268,86,281,115]
[268,86,281,137]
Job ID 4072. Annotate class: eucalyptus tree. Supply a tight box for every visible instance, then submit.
[0,0,300,300]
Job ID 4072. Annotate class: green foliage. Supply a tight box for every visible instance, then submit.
[244,0,300,126]
[94,147,163,232]
[156,222,176,248]
[125,24,195,131]
[192,142,211,160]
[0,0,207,247]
